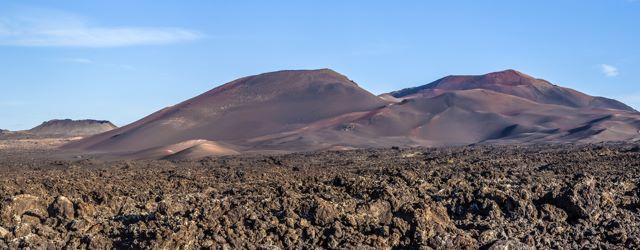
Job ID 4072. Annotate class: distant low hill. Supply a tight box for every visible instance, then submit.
[63,69,640,159]
[1,119,117,139]
[29,119,117,137]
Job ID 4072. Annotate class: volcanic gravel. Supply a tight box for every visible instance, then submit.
[1,143,640,249]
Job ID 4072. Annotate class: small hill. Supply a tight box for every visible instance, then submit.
[123,139,239,160]
[162,140,240,160]
[29,119,117,137]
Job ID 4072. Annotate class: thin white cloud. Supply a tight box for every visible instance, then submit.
[0,100,26,107]
[620,93,640,102]
[0,8,202,47]
[58,57,93,64]
[618,93,640,111]
[119,65,135,71]
[105,63,136,71]
[600,64,619,77]
[51,57,136,70]
[0,23,10,36]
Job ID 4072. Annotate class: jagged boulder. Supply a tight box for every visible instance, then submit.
[551,175,602,222]
[48,196,75,221]
[1,194,46,227]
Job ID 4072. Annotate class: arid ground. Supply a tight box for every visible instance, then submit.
[1,141,639,249]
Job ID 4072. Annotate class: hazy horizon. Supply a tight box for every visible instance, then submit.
[1,1,639,130]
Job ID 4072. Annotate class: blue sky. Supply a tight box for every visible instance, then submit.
[0,1,638,130]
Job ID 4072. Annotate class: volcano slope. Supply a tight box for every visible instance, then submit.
[274,70,640,147]
[1,143,640,248]
[309,69,640,146]
[63,69,387,157]
[63,69,640,159]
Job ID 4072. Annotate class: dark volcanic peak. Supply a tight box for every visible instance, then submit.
[442,69,540,87]
[390,69,636,112]
[64,68,386,152]
[254,68,350,80]
[390,69,547,98]
[218,68,355,89]
[482,69,536,81]
[29,119,117,136]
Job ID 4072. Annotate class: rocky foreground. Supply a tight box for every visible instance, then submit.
[1,143,639,249]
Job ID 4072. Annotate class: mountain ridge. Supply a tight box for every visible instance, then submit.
[62,68,640,159]
[389,69,636,112]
